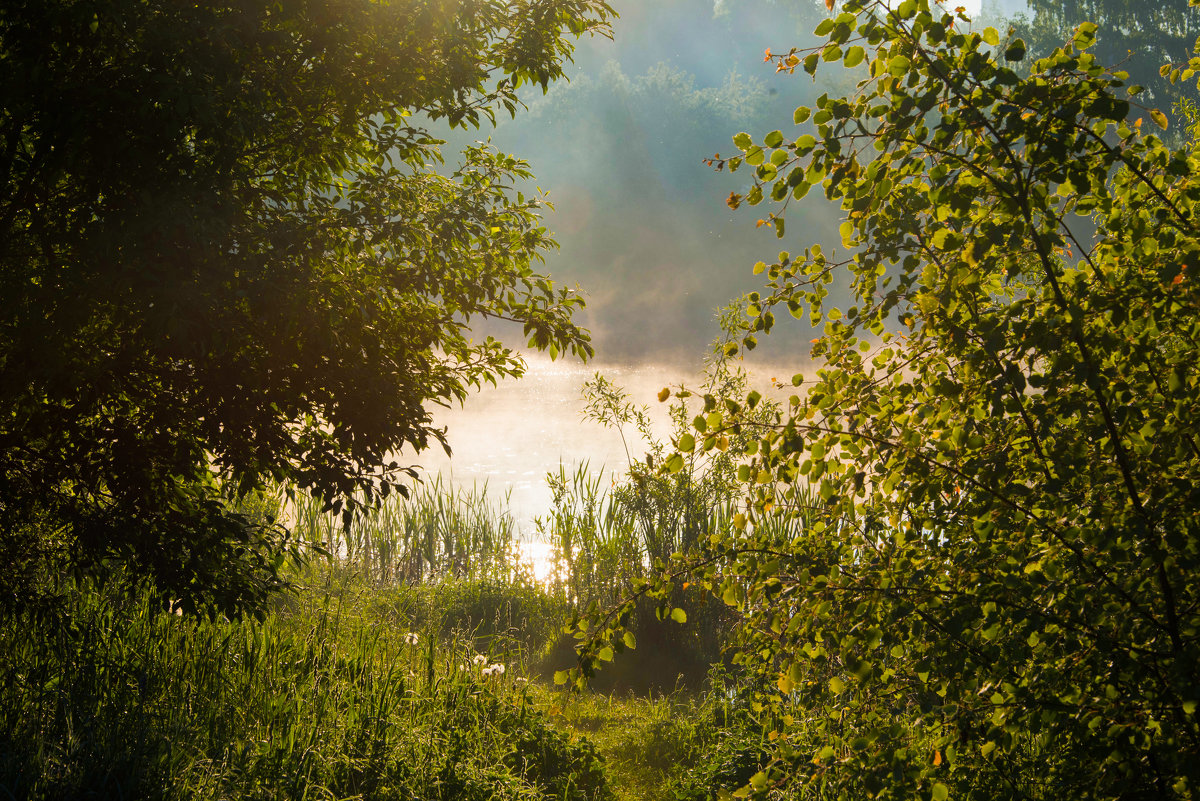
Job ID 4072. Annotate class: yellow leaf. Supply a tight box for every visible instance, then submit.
[657,387,670,402]
[963,240,977,267]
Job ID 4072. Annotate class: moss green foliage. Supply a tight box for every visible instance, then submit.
[1012,0,1200,132]
[0,575,611,800]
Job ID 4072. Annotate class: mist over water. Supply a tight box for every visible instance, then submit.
[414,354,807,532]
[416,358,683,529]
[419,0,1023,518]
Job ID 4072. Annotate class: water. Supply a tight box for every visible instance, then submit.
[413,357,695,532]
[410,354,803,534]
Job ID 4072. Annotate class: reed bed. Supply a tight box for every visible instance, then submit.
[283,475,525,587]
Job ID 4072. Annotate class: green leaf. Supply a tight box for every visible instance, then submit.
[932,783,949,801]
[598,646,614,662]
[678,433,696,452]
[888,55,911,77]
[829,676,846,693]
[623,631,637,649]
[1151,109,1168,130]
[1073,21,1097,49]
[844,45,866,68]
[733,132,753,150]
[982,27,999,46]
[670,607,688,624]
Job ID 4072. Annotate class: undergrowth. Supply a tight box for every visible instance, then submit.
[0,573,611,801]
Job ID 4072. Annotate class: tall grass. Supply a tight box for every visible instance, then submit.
[284,475,525,586]
[534,351,772,608]
[0,575,612,800]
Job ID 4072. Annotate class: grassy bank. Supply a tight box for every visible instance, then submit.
[0,373,767,800]
[0,565,769,801]
[0,570,613,800]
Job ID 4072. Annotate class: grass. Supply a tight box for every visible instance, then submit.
[0,365,774,800]
[0,570,613,800]
[545,691,712,801]
[0,562,761,800]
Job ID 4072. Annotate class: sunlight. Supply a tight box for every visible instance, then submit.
[514,539,558,585]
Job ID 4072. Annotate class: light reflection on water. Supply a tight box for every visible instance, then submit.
[413,356,696,532]
[407,354,801,537]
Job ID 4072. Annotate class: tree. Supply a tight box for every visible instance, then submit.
[0,0,612,614]
[1013,0,1200,129]
[576,1,1200,797]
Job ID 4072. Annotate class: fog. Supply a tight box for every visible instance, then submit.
[415,0,1184,514]
[440,0,852,363]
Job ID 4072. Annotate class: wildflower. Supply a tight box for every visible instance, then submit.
[404,632,419,646]
[473,653,488,666]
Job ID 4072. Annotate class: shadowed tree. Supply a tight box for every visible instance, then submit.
[0,0,612,614]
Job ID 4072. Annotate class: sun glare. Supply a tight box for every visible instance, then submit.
[514,539,558,585]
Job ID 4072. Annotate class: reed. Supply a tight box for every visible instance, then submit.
[284,475,525,586]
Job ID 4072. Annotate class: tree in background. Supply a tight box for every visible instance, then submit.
[578,0,1200,797]
[1012,0,1200,128]
[0,0,611,614]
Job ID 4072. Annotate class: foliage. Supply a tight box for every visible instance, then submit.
[377,575,572,669]
[0,0,612,615]
[1010,0,1200,131]
[542,342,790,692]
[0,576,612,800]
[575,2,1200,798]
[665,696,772,801]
